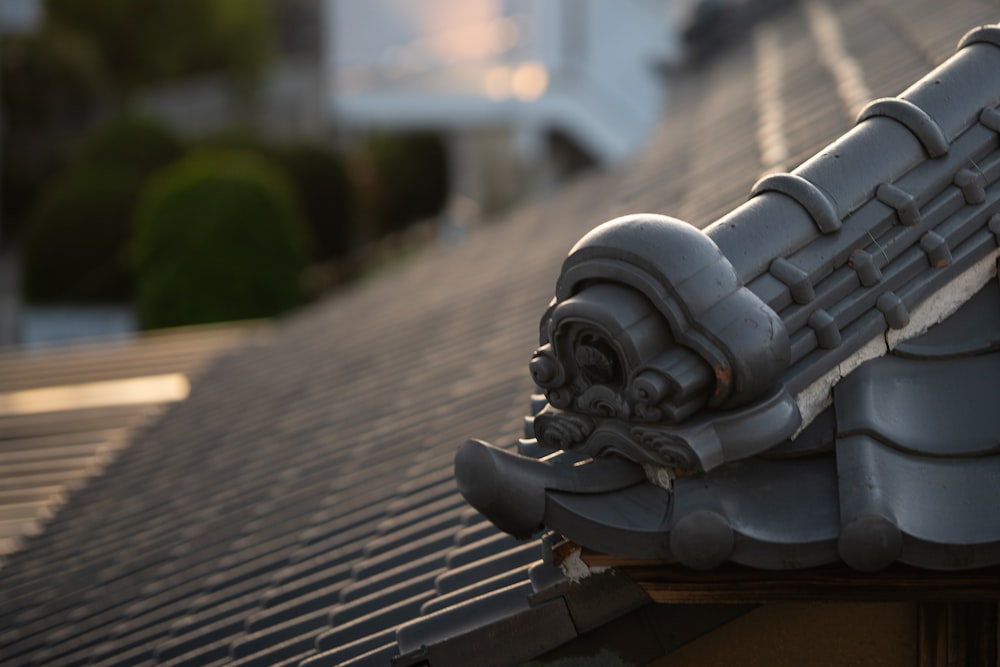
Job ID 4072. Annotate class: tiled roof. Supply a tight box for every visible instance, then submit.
[2,0,999,665]
[459,18,1000,573]
[0,323,260,565]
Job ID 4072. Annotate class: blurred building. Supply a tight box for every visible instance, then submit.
[9,1,680,347]
[141,1,680,214]
[325,0,680,211]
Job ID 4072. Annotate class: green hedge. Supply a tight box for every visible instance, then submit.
[1,23,108,243]
[199,131,355,261]
[20,168,142,301]
[268,143,354,261]
[363,132,449,237]
[131,150,312,329]
[45,0,273,93]
[18,114,184,302]
[76,114,185,173]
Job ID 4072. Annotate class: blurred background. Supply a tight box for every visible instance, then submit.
[0,0,711,347]
[0,0,794,562]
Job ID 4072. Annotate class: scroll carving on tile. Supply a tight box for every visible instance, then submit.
[529,214,798,472]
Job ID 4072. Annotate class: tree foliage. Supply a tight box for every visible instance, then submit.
[1,22,108,237]
[1,0,274,247]
[75,114,186,173]
[20,167,142,302]
[362,132,450,237]
[131,150,312,329]
[18,114,185,303]
[44,0,273,93]
[183,130,357,261]
[267,143,355,261]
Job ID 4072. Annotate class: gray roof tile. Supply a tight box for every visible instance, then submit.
[302,637,396,667]
[394,580,538,657]
[431,541,540,595]
[340,552,445,604]
[247,581,344,634]
[420,563,535,615]
[331,571,442,626]
[229,608,328,661]
[155,614,249,662]
[836,352,1000,455]
[838,434,1000,571]
[443,531,522,568]
[314,590,436,653]
[893,274,1000,357]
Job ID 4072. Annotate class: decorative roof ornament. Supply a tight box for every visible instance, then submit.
[529,214,798,472]
[457,24,1000,572]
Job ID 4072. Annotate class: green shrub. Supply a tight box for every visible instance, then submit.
[17,114,185,302]
[131,150,312,329]
[1,24,108,243]
[267,143,354,261]
[20,167,142,301]
[196,127,265,153]
[46,0,273,93]
[363,132,450,236]
[198,133,356,261]
[76,114,185,173]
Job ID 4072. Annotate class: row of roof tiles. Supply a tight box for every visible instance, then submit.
[0,323,260,566]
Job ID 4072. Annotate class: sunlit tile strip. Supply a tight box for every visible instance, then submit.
[0,374,191,417]
[805,0,872,118]
[754,25,789,172]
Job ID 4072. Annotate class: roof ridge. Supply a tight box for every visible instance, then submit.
[457,22,1000,571]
